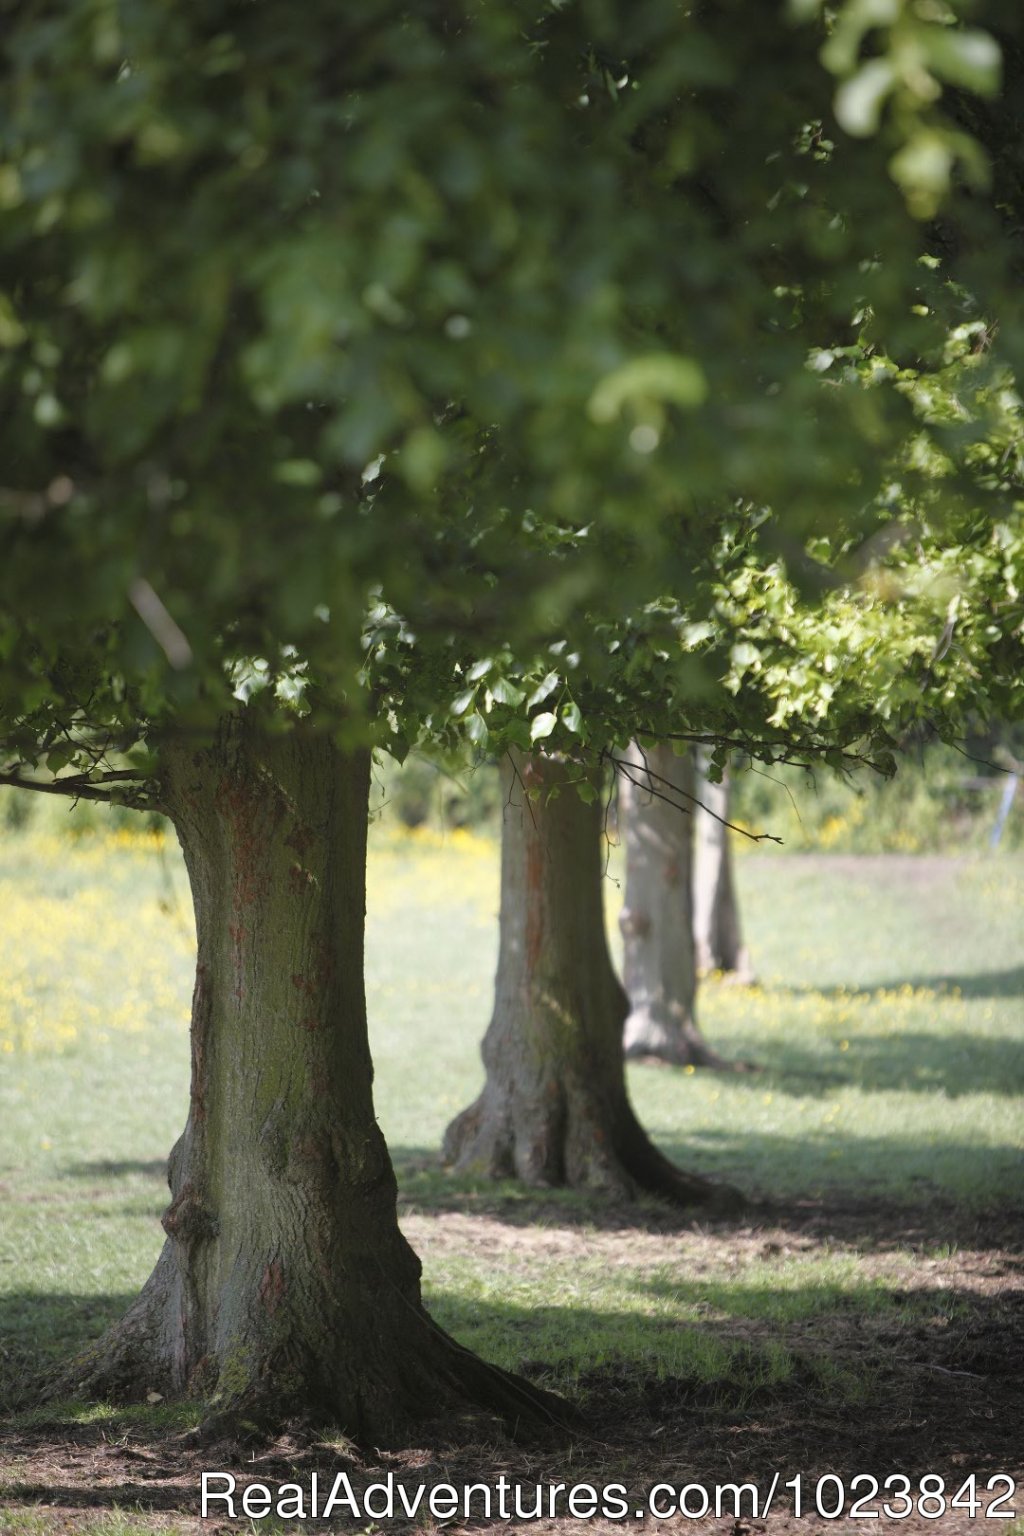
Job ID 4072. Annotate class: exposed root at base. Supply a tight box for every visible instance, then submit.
[39,1291,577,1451]
[624,1039,731,1070]
[626,1043,764,1074]
[444,1097,746,1216]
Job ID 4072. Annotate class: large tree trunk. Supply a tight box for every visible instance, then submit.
[617,742,728,1067]
[693,751,755,982]
[58,714,564,1441]
[443,751,742,1211]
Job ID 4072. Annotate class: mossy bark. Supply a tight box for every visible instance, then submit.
[58,715,565,1441]
[693,752,754,982]
[618,742,729,1068]
[443,751,742,1211]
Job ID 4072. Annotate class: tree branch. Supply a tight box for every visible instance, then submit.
[503,748,538,830]
[605,752,784,845]
[0,769,161,811]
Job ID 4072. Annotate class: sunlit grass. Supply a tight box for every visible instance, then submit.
[417,1238,959,1386]
[631,854,1024,1205]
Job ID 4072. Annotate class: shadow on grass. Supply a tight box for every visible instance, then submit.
[693,1028,1024,1097]
[4,1270,1009,1404]
[63,1159,168,1180]
[1,1284,1021,1499]
[652,1127,1023,1232]
[0,1291,137,1412]
[391,1143,1024,1253]
[747,965,1024,1004]
[426,1283,1024,1392]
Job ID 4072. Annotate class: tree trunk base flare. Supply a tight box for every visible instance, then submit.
[444,1087,741,1212]
[443,752,744,1215]
[54,1264,569,1445]
[622,1014,734,1070]
[699,957,757,985]
[618,743,732,1069]
[48,714,570,1444]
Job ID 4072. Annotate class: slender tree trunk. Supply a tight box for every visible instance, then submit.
[58,713,564,1441]
[443,751,742,1211]
[617,743,728,1067]
[693,751,754,982]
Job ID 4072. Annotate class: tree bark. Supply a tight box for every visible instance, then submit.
[693,751,755,982]
[617,743,728,1067]
[443,751,742,1211]
[57,714,565,1441]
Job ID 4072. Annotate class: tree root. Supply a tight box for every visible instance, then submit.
[444,1093,745,1215]
[39,1255,576,1448]
[624,1036,732,1070]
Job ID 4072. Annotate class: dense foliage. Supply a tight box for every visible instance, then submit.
[0,1,1021,789]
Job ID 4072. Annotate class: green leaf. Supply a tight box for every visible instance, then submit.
[834,60,895,138]
[889,130,954,219]
[923,28,1001,97]
[561,700,583,734]
[530,711,557,741]
[450,688,476,717]
[465,710,489,747]
[489,677,525,707]
[588,354,707,424]
[730,641,760,670]
[0,294,26,348]
[388,731,411,765]
[504,718,533,751]
[680,620,715,648]
[33,393,64,428]
[527,670,560,709]
[273,458,322,487]
[398,426,449,494]
[820,0,900,77]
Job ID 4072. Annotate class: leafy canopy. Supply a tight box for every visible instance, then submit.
[0,1,1021,797]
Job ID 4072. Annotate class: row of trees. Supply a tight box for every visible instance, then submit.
[1,1,1022,1441]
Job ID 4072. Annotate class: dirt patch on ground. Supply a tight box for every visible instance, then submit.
[2,1194,1020,1535]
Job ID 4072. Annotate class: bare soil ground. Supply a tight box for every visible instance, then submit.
[2,1194,1021,1535]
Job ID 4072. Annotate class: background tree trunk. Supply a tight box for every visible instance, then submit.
[444,751,742,1211]
[58,714,564,1441]
[693,750,755,982]
[618,742,727,1067]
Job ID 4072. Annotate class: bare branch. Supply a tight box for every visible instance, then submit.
[606,753,783,845]
[503,748,538,830]
[743,759,806,829]
[947,739,1021,778]
[0,769,160,811]
[605,712,885,775]
[600,759,618,882]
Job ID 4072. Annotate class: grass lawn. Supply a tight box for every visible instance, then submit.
[0,820,1022,1533]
